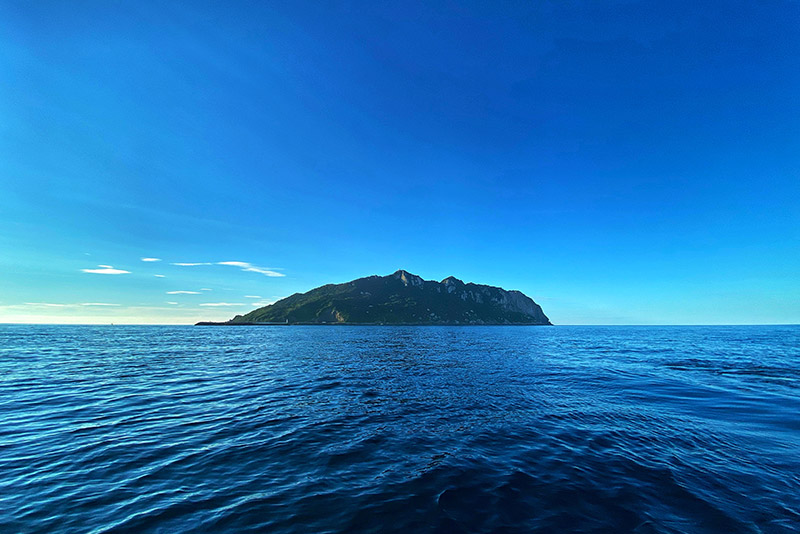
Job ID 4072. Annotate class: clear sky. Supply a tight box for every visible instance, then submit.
[1,1,798,324]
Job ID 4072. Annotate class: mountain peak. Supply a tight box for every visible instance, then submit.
[392,269,424,287]
[441,276,463,285]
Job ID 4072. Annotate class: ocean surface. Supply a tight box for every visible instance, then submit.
[1,325,798,533]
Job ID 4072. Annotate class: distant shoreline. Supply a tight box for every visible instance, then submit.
[195,321,553,326]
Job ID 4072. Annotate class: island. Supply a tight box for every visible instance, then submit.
[197,270,551,326]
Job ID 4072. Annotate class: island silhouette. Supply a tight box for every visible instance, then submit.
[197,270,551,326]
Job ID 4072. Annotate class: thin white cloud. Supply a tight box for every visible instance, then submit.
[245,295,262,299]
[166,291,200,295]
[200,288,212,291]
[199,302,245,307]
[82,265,130,275]
[217,261,285,277]
[166,301,179,305]
[141,257,161,262]
[22,302,119,308]
[154,274,166,278]
[171,260,285,277]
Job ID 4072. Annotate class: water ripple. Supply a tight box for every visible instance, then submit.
[1,325,799,533]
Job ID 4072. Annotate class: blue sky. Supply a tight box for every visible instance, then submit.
[1,1,798,324]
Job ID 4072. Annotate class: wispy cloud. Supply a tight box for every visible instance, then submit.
[217,261,285,277]
[166,301,179,305]
[245,295,262,299]
[199,302,244,307]
[171,261,284,277]
[141,257,161,262]
[154,274,166,278]
[166,291,200,295]
[22,302,119,308]
[200,288,212,291]
[82,265,131,275]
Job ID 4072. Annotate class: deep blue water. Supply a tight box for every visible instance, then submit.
[1,325,799,533]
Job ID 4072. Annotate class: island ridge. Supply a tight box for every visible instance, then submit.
[197,270,551,326]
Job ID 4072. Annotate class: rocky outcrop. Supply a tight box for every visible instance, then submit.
[206,270,551,325]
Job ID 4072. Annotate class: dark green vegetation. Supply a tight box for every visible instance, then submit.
[199,270,550,325]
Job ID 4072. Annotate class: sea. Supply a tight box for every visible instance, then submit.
[1,325,798,533]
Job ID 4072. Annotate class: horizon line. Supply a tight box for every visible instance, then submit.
[1,322,798,327]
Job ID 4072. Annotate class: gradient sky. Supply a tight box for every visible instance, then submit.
[1,1,798,324]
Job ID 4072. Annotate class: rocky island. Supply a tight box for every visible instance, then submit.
[197,270,551,326]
